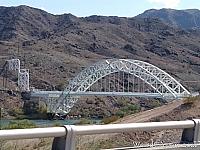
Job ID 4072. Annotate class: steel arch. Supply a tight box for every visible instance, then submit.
[54,59,190,114]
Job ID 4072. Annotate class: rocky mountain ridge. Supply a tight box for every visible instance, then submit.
[137,8,200,29]
[0,5,200,117]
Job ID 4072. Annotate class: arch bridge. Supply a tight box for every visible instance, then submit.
[36,59,191,114]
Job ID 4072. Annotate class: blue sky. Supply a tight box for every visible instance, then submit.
[0,0,200,17]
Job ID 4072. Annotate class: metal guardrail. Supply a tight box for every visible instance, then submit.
[0,120,200,150]
[0,127,66,140]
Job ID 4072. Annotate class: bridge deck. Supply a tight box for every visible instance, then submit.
[30,91,189,98]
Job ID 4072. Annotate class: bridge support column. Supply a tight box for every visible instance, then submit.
[52,125,76,150]
[181,119,200,144]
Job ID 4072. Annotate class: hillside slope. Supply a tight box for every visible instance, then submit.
[80,97,200,149]
[0,5,200,117]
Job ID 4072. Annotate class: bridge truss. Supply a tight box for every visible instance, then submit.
[0,59,29,91]
[49,59,191,114]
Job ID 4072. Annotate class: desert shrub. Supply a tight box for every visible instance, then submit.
[38,102,48,119]
[15,114,27,120]
[121,107,129,113]
[75,118,92,125]
[127,104,140,112]
[4,119,36,129]
[183,96,199,107]
[183,98,194,106]
[153,118,161,122]
[101,116,119,124]
[53,121,62,127]
[116,110,125,118]
[150,100,162,108]
[55,82,65,91]
[123,44,136,54]
[9,108,24,116]
[8,108,26,119]
[23,101,39,114]
[118,104,140,116]
[117,97,129,107]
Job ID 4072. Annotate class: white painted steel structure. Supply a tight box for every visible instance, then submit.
[53,59,191,114]
[7,59,30,91]
[4,58,191,114]
[0,127,66,140]
[31,91,187,98]
[0,120,199,150]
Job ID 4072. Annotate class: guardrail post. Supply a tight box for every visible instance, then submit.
[64,125,76,150]
[52,125,76,150]
[181,119,200,144]
[52,136,66,150]
[192,119,200,144]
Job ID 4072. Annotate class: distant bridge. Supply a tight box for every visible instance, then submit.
[32,59,192,114]
[2,58,194,114]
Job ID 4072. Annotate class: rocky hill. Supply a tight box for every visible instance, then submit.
[137,8,200,29]
[0,5,200,118]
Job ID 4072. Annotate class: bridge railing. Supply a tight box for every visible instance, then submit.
[0,120,200,150]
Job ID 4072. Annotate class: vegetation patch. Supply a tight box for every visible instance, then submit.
[101,116,119,124]
[183,96,199,108]
[116,104,140,118]
[3,119,36,129]
[75,118,92,125]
